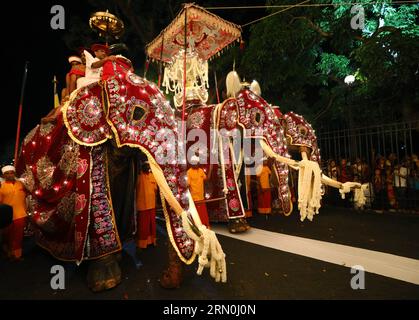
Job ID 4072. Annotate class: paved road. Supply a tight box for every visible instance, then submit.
[1,206,419,300]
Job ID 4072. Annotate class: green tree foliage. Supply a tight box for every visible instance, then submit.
[221,0,419,129]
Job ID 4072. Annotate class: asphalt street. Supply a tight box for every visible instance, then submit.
[1,206,419,300]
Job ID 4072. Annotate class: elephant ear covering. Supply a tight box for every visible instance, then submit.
[15,113,100,263]
[284,112,321,163]
[104,73,176,154]
[63,81,112,147]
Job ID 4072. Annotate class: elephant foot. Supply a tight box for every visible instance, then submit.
[228,218,251,234]
[87,253,122,293]
[159,243,183,289]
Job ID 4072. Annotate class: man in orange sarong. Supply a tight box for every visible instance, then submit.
[187,155,210,228]
[0,165,27,261]
[136,161,158,249]
[257,158,272,215]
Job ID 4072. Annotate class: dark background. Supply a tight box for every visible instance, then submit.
[1,1,94,164]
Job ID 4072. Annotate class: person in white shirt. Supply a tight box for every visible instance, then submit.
[76,50,102,88]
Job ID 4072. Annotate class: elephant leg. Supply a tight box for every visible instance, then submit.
[87,253,122,292]
[229,148,251,234]
[159,242,183,289]
[228,217,250,233]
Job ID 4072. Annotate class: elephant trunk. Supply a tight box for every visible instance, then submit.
[142,144,227,283]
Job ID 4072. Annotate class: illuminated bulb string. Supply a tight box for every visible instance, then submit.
[162,49,209,108]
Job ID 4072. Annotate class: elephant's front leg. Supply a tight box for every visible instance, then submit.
[222,141,250,234]
[87,253,122,292]
[159,241,184,289]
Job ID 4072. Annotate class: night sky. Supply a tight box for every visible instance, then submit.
[1,1,94,163]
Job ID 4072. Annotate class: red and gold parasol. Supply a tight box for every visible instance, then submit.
[146,3,242,63]
[146,3,242,140]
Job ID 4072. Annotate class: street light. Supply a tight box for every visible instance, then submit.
[344,75,355,86]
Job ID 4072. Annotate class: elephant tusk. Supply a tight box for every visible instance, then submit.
[186,212,203,238]
[259,140,299,167]
[321,173,342,189]
[194,197,227,205]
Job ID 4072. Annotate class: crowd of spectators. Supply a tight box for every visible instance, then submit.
[321,153,419,212]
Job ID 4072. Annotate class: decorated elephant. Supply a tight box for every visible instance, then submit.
[223,71,362,222]
[179,70,362,231]
[16,69,227,292]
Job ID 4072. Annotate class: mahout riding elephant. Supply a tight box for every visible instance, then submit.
[180,71,361,231]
